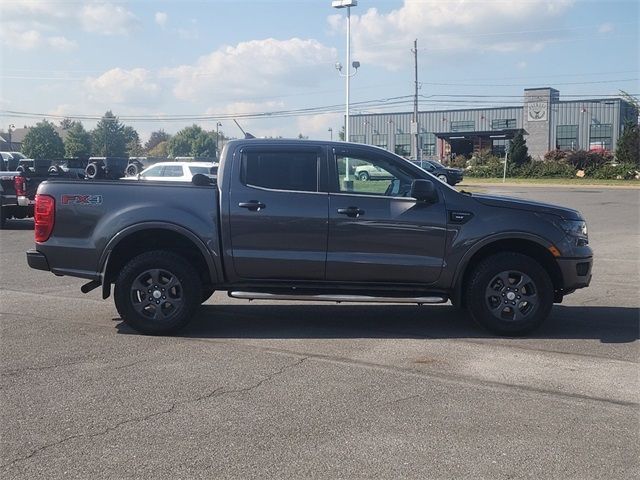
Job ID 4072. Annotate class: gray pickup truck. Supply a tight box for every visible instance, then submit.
[27,139,592,336]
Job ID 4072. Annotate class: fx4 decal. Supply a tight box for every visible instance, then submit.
[61,194,103,205]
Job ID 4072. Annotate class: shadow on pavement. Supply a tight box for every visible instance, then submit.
[117,303,639,343]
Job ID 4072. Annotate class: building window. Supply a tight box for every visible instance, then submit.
[492,139,508,156]
[419,133,436,156]
[589,124,612,151]
[394,134,411,156]
[556,125,578,150]
[492,119,516,130]
[450,120,475,132]
[372,134,388,150]
[349,135,366,144]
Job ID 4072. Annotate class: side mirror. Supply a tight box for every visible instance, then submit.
[410,179,438,203]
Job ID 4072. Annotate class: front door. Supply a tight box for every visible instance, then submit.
[326,147,447,284]
[228,145,329,281]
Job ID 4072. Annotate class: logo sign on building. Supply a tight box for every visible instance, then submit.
[527,100,548,122]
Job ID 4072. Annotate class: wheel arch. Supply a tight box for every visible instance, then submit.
[453,235,563,307]
[100,223,220,299]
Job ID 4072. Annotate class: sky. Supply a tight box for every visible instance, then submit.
[1,0,638,142]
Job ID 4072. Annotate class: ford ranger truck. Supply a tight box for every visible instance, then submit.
[26,139,593,336]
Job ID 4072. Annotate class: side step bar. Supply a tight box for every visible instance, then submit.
[228,291,447,305]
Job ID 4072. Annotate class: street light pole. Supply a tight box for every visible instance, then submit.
[216,122,222,157]
[332,1,359,185]
[328,127,333,141]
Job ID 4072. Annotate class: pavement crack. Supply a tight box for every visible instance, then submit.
[0,356,308,471]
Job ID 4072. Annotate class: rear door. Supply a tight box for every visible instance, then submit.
[227,145,329,281]
[326,146,447,284]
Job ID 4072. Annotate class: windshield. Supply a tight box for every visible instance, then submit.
[10,152,26,160]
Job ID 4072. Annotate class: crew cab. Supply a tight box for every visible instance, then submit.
[26,139,592,336]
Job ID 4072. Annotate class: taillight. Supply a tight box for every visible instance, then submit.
[14,176,26,196]
[34,194,55,243]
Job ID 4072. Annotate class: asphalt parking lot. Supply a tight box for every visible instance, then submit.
[1,185,638,479]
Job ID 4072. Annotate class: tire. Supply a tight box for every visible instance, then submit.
[358,171,370,181]
[85,162,99,179]
[437,174,448,183]
[464,252,553,336]
[114,250,202,335]
[125,163,139,176]
[0,204,5,229]
[201,288,215,304]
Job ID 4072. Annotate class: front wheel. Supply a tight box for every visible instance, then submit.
[114,250,202,335]
[437,174,448,183]
[464,252,553,336]
[358,171,370,181]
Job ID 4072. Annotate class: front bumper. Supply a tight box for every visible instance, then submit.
[556,256,592,291]
[26,250,50,272]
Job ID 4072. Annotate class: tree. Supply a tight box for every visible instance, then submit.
[90,111,127,157]
[59,117,75,130]
[508,132,531,166]
[123,125,144,157]
[64,121,92,159]
[148,140,169,157]
[145,129,171,152]
[297,133,308,139]
[21,120,65,159]
[338,126,345,141]
[615,121,640,167]
[167,124,216,157]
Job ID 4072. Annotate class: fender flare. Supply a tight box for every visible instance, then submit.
[99,222,221,298]
[451,231,555,297]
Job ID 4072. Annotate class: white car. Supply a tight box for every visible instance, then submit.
[122,161,217,181]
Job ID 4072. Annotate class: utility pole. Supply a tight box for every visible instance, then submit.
[411,39,420,164]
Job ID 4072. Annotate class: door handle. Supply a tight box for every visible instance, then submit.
[238,201,266,211]
[337,206,365,218]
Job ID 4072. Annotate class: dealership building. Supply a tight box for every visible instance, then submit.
[348,87,638,161]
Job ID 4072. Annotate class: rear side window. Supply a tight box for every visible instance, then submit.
[163,165,184,177]
[243,150,318,192]
[189,166,211,175]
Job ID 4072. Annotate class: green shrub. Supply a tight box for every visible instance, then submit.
[516,161,576,178]
[564,150,612,170]
[543,150,568,162]
[588,163,639,180]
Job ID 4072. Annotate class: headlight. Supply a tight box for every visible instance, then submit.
[560,219,588,246]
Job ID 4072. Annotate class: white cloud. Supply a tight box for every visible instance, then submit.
[163,38,336,102]
[329,0,575,68]
[80,3,139,35]
[85,68,161,104]
[598,22,614,34]
[47,36,78,51]
[155,12,168,28]
[516,61,528,70]
[0,1,138,45]
[296,113,341,140]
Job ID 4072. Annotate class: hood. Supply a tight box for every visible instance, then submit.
[473,194,582,220]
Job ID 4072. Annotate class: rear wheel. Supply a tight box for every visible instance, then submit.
[464,252,553,336]
[114,250,202,335]
[85,162,100,179]
[125,163,139,176]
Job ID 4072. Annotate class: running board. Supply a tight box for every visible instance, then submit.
[228,291,447,305]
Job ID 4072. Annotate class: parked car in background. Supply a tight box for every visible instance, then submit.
[122,161,217,181]
[418,159,464,186]
[354,164,394,181]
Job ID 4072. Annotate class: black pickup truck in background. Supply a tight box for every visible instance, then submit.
[27,139,593,336]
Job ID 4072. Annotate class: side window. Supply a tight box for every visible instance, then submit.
[243,150,318,192]
[141,165,164,177]
[163,165,184,177]
[336,154,416,197]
